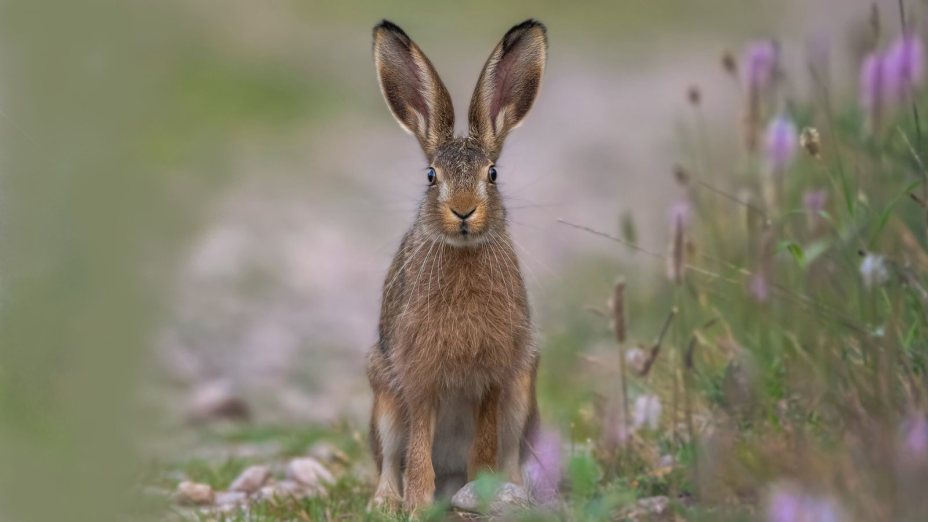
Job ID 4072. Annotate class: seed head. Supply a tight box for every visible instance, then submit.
[799,127,821,158]
[687,85,701,106]
[612,278,626,344]
[673,164,690,186]
[869,3,881,42]
[666,201,689,286]
[722,51,737,76]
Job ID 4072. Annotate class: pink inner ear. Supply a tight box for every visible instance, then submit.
[398,49,429,122]
[381,38,430,129]
[488,42,524,131]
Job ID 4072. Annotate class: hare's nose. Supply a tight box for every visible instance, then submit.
[451,207,476,220]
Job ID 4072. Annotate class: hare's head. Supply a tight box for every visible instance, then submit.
[373,20,547,246]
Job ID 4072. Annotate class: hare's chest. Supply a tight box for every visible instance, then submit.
[395,248,528,390]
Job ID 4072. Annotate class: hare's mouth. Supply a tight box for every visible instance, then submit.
[437,218,490,247]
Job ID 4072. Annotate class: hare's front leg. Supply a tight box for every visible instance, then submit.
[468,385,501,479]
[370,389,404,510]
[403,396,437,511]
[499,364,538,484]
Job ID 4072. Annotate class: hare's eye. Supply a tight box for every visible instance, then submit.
[488,165,498,183]
[427,167,436,185]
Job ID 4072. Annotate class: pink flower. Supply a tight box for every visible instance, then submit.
[525,428,562,504]
[903,415,928,460]
[668,199,692,227]
[632,394,662,430]
[600,402,631,453]
[749,272,770,302]
[885,33,925,101]
[860,51,887,131]
[744,41,778,93]
[803,189,827,229]
[766,483,844,522]
[764,115,798,174]
[803,189,827,214]
[768,488,801,522]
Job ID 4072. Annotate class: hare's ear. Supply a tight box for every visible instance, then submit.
[373,21,455,158]
[468,20,547,160]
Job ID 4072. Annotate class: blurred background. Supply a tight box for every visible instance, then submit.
[0,0,894,520]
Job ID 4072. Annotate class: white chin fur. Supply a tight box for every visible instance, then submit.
[441,232,491,248]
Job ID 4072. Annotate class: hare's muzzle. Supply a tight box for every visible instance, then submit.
[450,207,477,221]
[438,200,488,243]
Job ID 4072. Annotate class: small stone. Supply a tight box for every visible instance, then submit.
[286,457,335,494]
[187,381,251,424]
[657,454,675,469]
[258,480,308,501]
[174,481,215,506]
[451,481,529,515]
[228,465,271,494]
[636,495,670,516]
[214,490,247,506]
[308,441,349,465]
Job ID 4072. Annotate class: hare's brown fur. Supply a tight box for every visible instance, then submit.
[368,19,547,511]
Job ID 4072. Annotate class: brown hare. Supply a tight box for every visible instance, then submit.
[367,19,547,512]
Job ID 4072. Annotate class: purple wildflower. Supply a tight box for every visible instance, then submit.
[860,51,886,132]
[632,394,662,430]
[766,483,844,522]
[885,33,925,102]
[803,189,827,229]
[860,253,889,288]
[749,272,770,302]
[600,401,631,453]
[669,199,692,227]
[742,41,778,151]
[768,487,801,522]
[803,190,827,213]
[744,40,778,92]
[903,415,928,460]
[764,115,798,174]
[525,428,563,504]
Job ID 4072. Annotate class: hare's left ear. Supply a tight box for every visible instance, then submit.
[373,20,455,158]
[468,20,547,160]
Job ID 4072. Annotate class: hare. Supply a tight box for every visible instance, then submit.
[367,19,547,512]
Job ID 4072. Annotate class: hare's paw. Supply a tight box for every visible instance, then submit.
[369,477,402,513]
[402,487,434,514]
[369,495,401,513]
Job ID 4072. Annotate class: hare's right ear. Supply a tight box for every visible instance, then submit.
[373,21,455,158]
[468,20,547,160]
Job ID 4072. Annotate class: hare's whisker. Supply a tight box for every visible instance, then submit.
[401,236,440,319]
[383,232,434,295]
